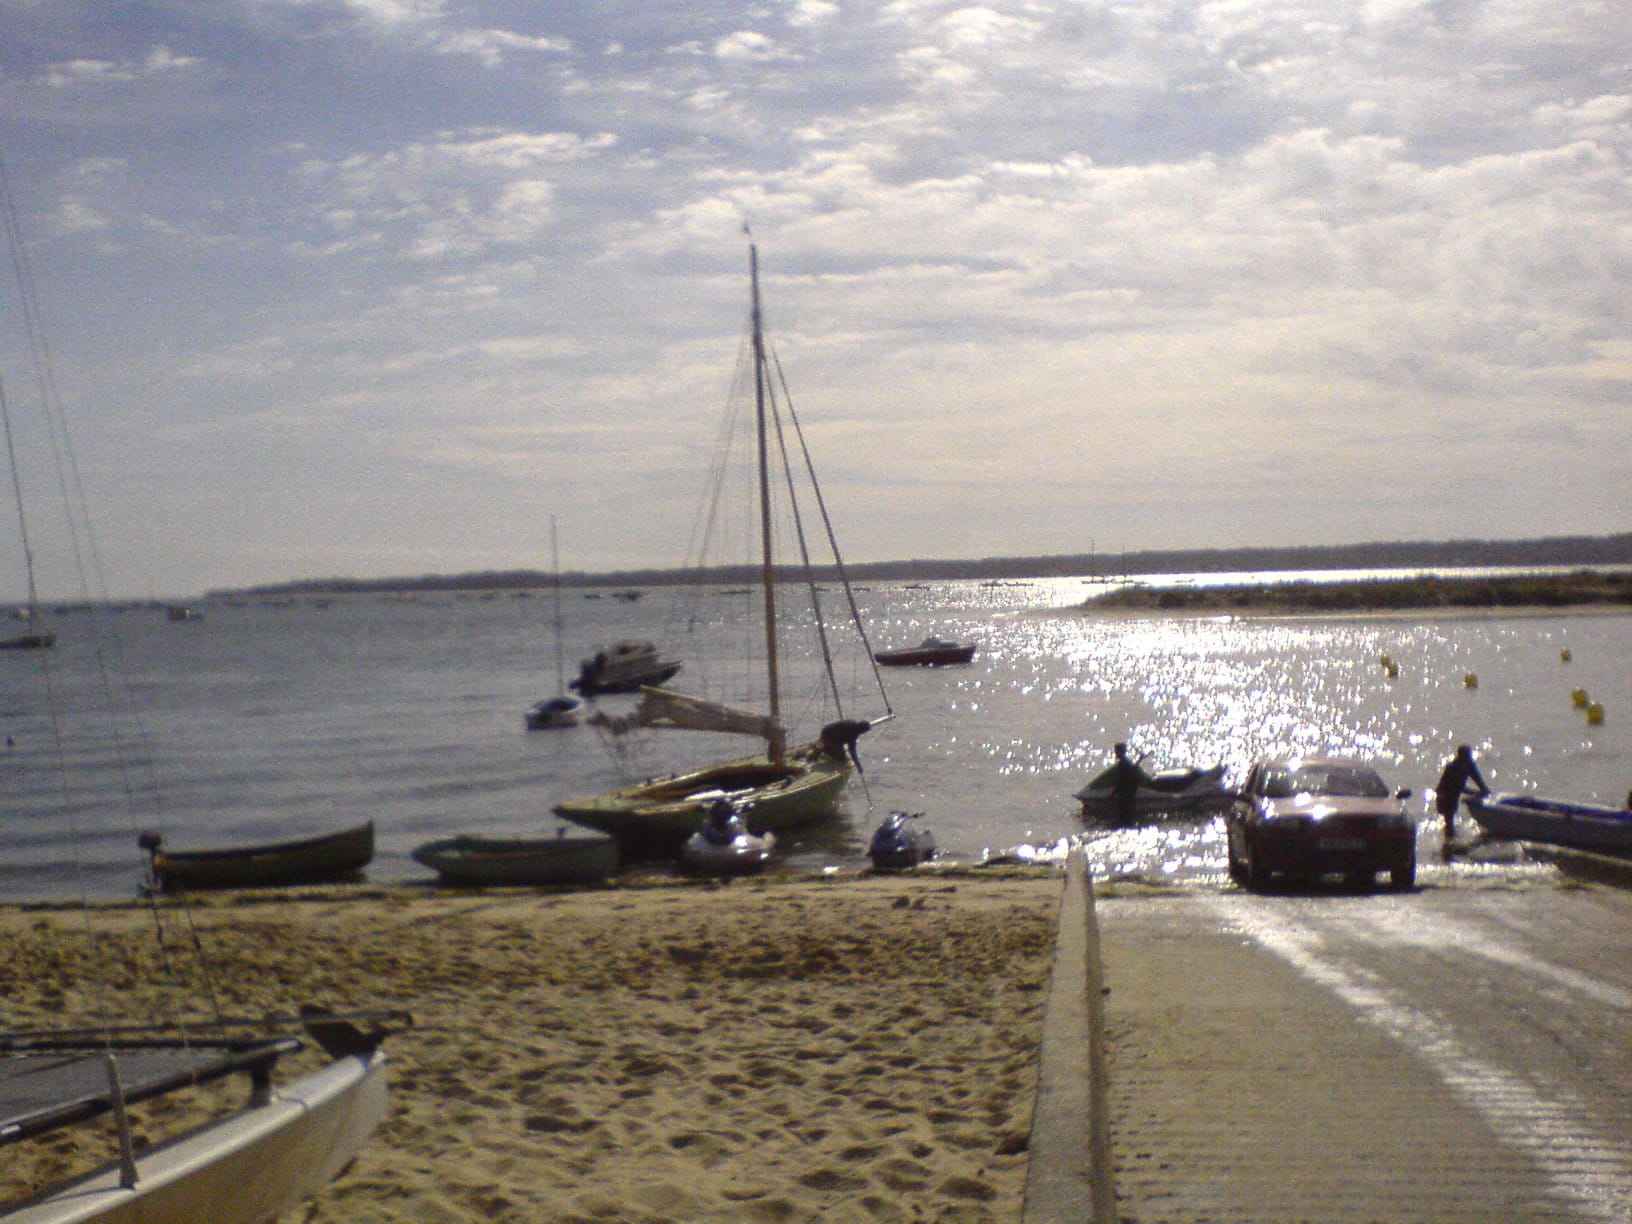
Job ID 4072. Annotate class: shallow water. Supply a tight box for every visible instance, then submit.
[2,573,1626,901]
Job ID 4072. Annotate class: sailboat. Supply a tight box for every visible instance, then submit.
[0,156,400,1222]
[524,516,582,730]
[553,242,892,855]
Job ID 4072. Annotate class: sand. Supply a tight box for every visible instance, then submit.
[0,870,1060,1223]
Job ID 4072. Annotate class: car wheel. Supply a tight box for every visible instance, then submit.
[1245,843,1270,892]
[1391,857,1416,891]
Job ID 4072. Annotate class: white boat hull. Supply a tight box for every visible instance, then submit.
[4,1052,389,1224]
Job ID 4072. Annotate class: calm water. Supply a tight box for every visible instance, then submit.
[2,572,1627,902]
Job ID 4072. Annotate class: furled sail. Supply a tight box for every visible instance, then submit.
[590,687,786,757]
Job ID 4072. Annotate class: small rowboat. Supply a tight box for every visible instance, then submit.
[873,635,976,667]
[1465,793,1632,856]
[412,830,618,887]
[139,821,375,891]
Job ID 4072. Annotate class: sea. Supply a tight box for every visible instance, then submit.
[2,568,1627,903]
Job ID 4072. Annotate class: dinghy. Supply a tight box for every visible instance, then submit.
[1465,792,1632,856]
[413,830,618,887]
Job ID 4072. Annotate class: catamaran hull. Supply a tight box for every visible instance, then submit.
[553,746,849,856]
[3,1052,389,1224]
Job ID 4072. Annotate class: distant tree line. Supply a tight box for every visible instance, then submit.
[1087,570,1632,613]
[219,531,1632,598]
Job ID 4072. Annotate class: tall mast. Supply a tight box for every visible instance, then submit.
[749,243,782,759]
[0,373,42,620]
[550,515,567,693]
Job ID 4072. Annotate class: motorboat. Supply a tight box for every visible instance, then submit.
[569,639,682,696]
[1074,761,1231,820]
[874,635,976,667]
[868,810,936,871]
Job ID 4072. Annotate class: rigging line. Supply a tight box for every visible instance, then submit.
[766,346,894,722]
[1,152,211,1031]
[0,372,41,617]
[761,349,845,720]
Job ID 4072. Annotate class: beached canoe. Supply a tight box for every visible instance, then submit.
[139,822,375,891]
[412,831,618,887]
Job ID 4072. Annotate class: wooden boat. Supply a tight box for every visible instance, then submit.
[412,830,618,886]
[139,821,375,891]
[555,244,892,856]
[569,639,682,696]
[680,803,775,876]
[1465,792,1632,856]
[874,635,976,667]
[0,1009,402,1224]
[868,810,936,871]
[523,517,581,730]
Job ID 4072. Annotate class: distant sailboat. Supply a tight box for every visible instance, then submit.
[525,517,581,730]
[554,241,893,854]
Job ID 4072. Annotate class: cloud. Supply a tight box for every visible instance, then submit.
[43,44,199,88]
[3,0,1630,594]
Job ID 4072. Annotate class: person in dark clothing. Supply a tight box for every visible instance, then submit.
[1434,744,1490,841]
[819,718,871,770]
[1108,741,1146,827]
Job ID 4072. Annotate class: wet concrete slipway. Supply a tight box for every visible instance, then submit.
[1022,845,1632,1224]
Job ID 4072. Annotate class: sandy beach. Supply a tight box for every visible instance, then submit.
[1,870,1059,1222]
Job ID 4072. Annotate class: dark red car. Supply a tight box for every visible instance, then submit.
[1227,757,1416,891]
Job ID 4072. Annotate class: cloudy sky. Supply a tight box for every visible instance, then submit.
[0,0,1627,599]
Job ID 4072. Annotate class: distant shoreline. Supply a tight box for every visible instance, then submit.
[209,531,1632,600]
[1081,570,1632,615]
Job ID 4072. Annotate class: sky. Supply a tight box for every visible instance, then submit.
[0,0,1628,600]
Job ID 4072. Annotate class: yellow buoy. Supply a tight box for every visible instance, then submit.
[1572,688,1590,708]
[1560,648,1572,662]
[1464,672,1478,689]
[1379,654,1393,669]
[1586,703,1605,725]
[1384,662,1398,679]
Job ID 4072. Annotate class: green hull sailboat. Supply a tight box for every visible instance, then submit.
[554,242,890,856]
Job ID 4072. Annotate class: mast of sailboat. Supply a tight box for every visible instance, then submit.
[550,515,568,695]
[749,243,784,763]
[0,372,44,625]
